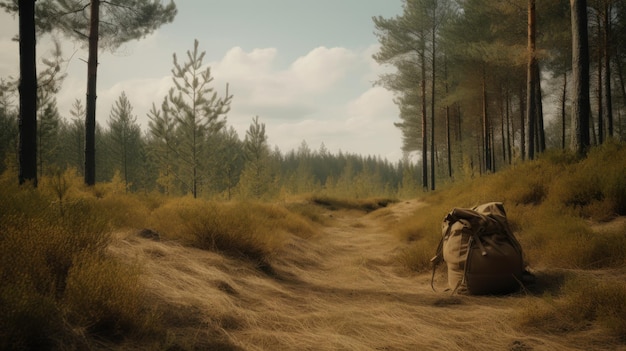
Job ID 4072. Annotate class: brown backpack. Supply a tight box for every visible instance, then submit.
[430,202,526,295]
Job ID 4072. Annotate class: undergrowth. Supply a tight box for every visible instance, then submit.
[395,141,626,345]
[2,141,625,349]
[147,198,318,265]
[395,141,626,272]
[518,274,626,341]
[0,171,157,350]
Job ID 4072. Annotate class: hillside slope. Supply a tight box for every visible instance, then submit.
[109,200,624,351]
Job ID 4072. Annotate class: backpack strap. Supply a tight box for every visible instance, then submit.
[430,219,452,292]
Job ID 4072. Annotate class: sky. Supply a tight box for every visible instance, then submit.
[0,1,406,162]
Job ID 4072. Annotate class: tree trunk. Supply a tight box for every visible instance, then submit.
[499,85,506,163]
[597,11,604,145]
[570,0,590,155]
[561,72,567,149]
[430,18,436,191]
[506,88,512,164]
[482,67,491,173]
[534,65,545,152]
[444,58,452,179]
[420,32,428,191]
[18,0,38,187]
[85,0,100,186]
[617,49,626,130]
[519,85,526,161]
[526,0,537,160]
[602,1,613,138]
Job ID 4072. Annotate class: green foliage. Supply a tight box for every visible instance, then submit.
[107,91,143,193]
[152,39,234,198]
[35,0,177,49]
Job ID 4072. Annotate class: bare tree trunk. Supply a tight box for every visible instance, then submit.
[18,0,38,187]
[535,65,545,152]
[85,0,100,185]
[570,0,591,155]
[457,104,463,169]
[602,1,613,138]
[430,17,436,191]
[420,31,428,191]
[482,67,491,172]
[561,72,568,149]
[444,57,452,179]
[597,10,604,145]
[499,86,506,163]
[519,85,526,161]
[526,0,537,160]
[617,49,626,130]
[506,88,512,164]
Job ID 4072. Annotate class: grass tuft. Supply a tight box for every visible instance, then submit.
[518,274,626,340]
[147,198,318,265]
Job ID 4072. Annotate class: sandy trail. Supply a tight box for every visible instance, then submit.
[110,200,616,351]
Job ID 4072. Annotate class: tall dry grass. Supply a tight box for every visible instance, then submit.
[393,142,626,347]
[2,142,626,350]
[395,141,626,272]
[0,172,160,350]
[518,273,626,342]
[146,198,319,267]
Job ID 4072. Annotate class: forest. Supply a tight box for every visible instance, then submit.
[0,0,624,198]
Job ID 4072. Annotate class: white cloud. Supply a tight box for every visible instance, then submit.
[5,35,402,162]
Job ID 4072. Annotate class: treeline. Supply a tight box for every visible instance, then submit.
[0,94,417,199]
[0,65,419,200]
[4,0,626,198]
[0,38,420,200]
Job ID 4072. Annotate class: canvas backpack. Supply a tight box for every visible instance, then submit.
[430,202,526,295]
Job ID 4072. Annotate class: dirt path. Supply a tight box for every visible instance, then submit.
[110,200,616,351]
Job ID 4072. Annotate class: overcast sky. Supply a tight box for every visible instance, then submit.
[0,1,405,162]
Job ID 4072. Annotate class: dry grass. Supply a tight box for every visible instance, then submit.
[146,198,319,267]
[518,272,626,343]
[2,142,626,350]
[0,174,160,350]
[307,195,398,212]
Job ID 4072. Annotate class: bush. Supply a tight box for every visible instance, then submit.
[63,255,156,339]
[0,176,156,349]
[148,198,318,264]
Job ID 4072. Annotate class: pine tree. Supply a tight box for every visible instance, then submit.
[19,0,178,185]
[147,99,177,195]
[165,39,233,198]
[36,42,65,176]
[239,116,271,199]
[108,91,142,192]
